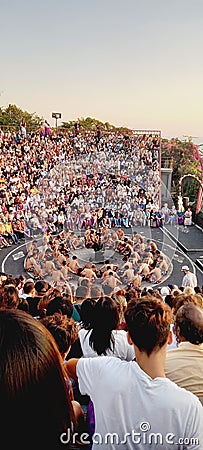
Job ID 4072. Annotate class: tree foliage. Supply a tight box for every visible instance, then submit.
[60,116,130,134]
[161,137,203,199]
[0,104,42,130]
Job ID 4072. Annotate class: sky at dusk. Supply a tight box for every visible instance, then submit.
[0,0,203,139]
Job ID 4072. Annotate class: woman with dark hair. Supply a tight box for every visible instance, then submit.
[0,308,75,450]
[79,297,97,331]
[78,296,135,360]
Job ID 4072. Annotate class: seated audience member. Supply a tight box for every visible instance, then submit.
[46,294,74,318]
[167,291,203,352]
[66,297,203,450]
[0,308,75,450]
[40,312,87,424]
[77,295,135,360]
[112,289,127,329]
[0,283,29,312]
[71,285,89,323]
[18,279,35,299]
[165,303,203,405]
[89,285,103,301]
[41,312,79,362]
[79,298,97,331]
[67,297,97,362]
[26,280,51,317]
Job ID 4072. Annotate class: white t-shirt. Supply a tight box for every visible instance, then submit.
[78,328,135,361]
[77,356,203,450]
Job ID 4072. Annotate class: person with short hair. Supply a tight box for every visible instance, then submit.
[165,303,203,405]
[66,297,203,450]
[71,285,89,323]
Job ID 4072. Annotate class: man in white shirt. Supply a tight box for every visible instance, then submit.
[165,303,203,405]
[181,265,197,289]
[66,297,203,450]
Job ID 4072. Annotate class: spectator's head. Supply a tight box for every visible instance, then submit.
[80,278,91,289]
[125,297,172,356]
[34,280,50,297]
[46,295,73,318]
[173,293,203,316]
[164,294,174,310]
[80,298,97,330]
[160,286,170,300]
[174,303,203,345]
[90,285,103,300]
[23,280,35,295]
[0,284,19,309]
[75,285,89,303]
[40,313,78,359]
[0,308,74,449]
[194,286,202,295]
[103,284,113,296]
[183,286,195,296]
[89,296,120,355]
[112,290,127,324]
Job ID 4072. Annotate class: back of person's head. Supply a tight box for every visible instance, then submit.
[34,280,50,296]
[174,303,203,345]
[90,285,103,300]
[103,284,113,296]
[0,308,74,449]
[80,278,90,288]
[173,293,203,316]
[46,295,73,318]
[164,294,174,310]
[126,287,140,303]
[112,291,127,323]
[0,284,19,309]
[183,286,195,296]
[193,293,203,306]
[75,285,89,302]
[125,296,172,356]
[2,276,16,287]
[40,313,78,357]
[80,298,97,330]
[23,280,35,295]
[89,296,120,355]
[194,286,202,295]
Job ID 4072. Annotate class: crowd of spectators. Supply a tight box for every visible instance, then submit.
[0,270,202,448]
[0,125,202,449]
[0,126,162,247]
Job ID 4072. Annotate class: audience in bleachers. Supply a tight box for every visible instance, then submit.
[0,126,202,448]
